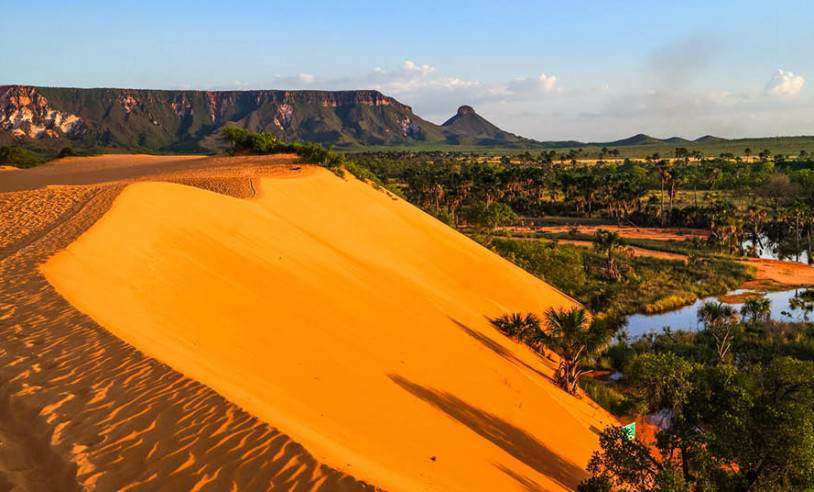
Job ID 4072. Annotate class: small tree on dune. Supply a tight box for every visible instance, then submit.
[543,307,613,394]
[490,312,546,355]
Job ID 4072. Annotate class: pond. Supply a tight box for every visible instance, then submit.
[741,234,811,264]
[626,287,812,338]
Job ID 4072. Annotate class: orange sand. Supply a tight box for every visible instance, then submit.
[741,257,814,289]
[0,153,299,193]
[1,156,375,490]
[43,168,613,491]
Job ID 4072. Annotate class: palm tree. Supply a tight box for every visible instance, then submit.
[593,230,626,281]
[744,207,767,257]
[697,301,740,363]
[543,307,613,395]
[741,298,771,322]
[490,312,545,354]
[655,160,672,227]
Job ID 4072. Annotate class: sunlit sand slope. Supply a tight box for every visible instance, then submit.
[44,169,613,491]
[1,160,375,491]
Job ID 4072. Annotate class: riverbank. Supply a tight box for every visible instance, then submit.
[741,257,814,290]
[531,237,814,291]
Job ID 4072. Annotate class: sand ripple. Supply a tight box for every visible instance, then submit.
[0,160,376,491]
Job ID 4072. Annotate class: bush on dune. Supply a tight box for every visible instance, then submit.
[0,145,40,168]
[221,126,390,187]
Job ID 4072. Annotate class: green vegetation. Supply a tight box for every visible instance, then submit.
[357,148,811,320]
[578,378,633,416]
[486,238,751,319]
[741,297,772,322]
[790,289,814,322]
[464,201,518,234]
[9,87,814,162]
[220,127,388,188]
[502,230,718,258]
[57,146,79,158]
[542,307,613,394]
[697,301,740,363]
[492,306,613,394]
[583,358,814,491]
[0,145,41,168]
[347,135,814,158]
[578,313,814,491]
[593,231,626,281]
[490,312,545,354]
[360,150,814,238]
[489,308,811,490]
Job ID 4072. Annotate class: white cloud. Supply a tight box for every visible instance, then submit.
[765,69,804,97]
[500,73,562,98]
[363,61,483,99]
[402,60,435,77]
[177,61,814,141]
[539,73,557,93]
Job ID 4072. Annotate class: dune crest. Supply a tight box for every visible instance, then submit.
[43,168,612,491]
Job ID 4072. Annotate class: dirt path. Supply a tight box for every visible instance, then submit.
[507,224,708,241]
[536,238,687,261]
[521,236,814,290]
[741,257,814,289]
[0,156,375,491]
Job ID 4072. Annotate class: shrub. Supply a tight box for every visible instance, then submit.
[464,201,518,233]
[58,146,79,158]
[579,378,633,416]
[0,145,39,168]
[220,127,385,185]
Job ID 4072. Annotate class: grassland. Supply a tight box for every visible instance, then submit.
[344,135,814,159]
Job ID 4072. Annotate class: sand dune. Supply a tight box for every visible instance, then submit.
[1,156,376,491]
[39,163,613,490]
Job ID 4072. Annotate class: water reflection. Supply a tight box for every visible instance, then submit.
[741,234,811,264]
[627,288,813,338]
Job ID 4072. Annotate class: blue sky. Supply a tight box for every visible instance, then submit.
[3,1,813,140]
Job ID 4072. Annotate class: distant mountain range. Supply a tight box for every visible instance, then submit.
[534,133,732,150]
[1,85,731,153]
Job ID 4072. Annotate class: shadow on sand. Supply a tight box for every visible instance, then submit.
[388,374,587,490]
[449,318,555,380]
[494,463,548,492]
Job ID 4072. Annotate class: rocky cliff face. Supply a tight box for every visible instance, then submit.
[0,86,86,140]
[0,86,527,152]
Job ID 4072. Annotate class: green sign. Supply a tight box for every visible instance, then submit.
[622,422,636,441]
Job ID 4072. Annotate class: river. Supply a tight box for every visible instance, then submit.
[627,234,813,337]
[627,287,811,337]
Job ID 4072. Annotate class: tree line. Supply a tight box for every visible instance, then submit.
[357,151,814,257]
